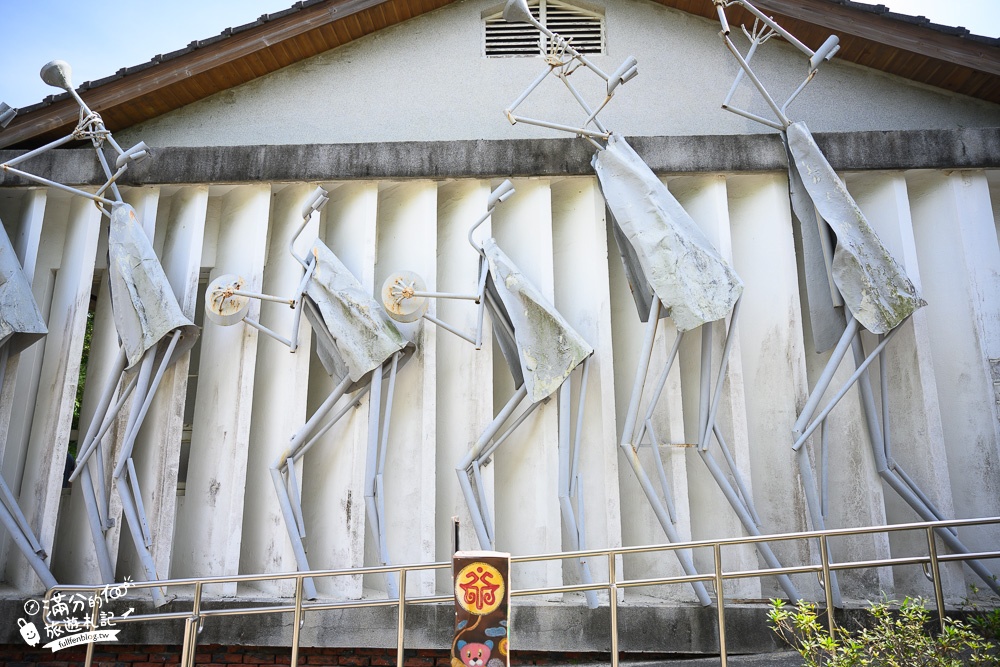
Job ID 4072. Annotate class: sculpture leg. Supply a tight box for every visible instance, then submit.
[109,332,181,606]
[365,353,402,597]
[619,298,712,606]
[557,358,599,608]
[457,384,530,550]
[272,374,354,600]
[695,305,802,601]
[0,476,56,589]
[850,334,1000,596]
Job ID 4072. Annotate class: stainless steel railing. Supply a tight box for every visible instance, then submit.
[41,516,1000,667]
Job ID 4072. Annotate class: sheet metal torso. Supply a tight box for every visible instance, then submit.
[593,134,743,331]
[108,203,198,370]
[787,122,925,334]
[304,241,407,384]
[483,238,593,404]
[0,224,46,355]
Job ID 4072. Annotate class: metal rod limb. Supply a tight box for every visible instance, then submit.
[269,466,319,600]
[70,348,129,479]
[284,457,306,539]
[648,420,678,524]
[78,463,115,582]
[115,475,167,606]
[793,317,860,439]
[457,385,529,549]
[621,298,661,448]
[633,328,682,449]
[116,332,183,478]
[698,449,800,600]
[711,424,761,527]
[125,458,152,547]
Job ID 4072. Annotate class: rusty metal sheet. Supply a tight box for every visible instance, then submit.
[0,223,46,355]
[787,122,925,334]
[483,238,592,404]
[593,134,743,331]
[304,241,407,384]
[108,203,198,370]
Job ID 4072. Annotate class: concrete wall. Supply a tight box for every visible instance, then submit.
[2,164,999,611]
[117,0,1000,148]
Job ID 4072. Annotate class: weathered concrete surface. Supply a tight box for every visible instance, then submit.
[0,598,797,655]
[2,128,999,187]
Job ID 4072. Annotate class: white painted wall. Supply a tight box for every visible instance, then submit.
[118,0,1000,148]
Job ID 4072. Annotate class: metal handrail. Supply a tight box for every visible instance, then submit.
[40,516,1000,667]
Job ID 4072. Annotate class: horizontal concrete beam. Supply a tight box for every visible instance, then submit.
[1,128,998,186]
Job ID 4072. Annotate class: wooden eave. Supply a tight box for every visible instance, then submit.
[3,0,999,149]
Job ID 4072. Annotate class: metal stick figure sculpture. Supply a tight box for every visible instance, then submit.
[382,180,600,608]
[1,61,198,604]
[714,0,1000,602]
[499,0,801,605]
[205,186,413,600]
[0,217,53,589]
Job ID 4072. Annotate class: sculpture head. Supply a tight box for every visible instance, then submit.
[40,60,74,92]
[502,0,533,24]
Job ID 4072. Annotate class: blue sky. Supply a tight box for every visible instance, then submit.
[1,0,999,109]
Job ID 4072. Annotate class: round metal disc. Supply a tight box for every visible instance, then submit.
[381,271,428,323]
[205,274,251,326]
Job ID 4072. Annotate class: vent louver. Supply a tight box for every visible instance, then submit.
[484,0,605,58]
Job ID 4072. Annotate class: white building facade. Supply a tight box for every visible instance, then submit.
[1,0,999,653]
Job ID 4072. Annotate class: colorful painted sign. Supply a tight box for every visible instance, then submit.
[452,551,510,667]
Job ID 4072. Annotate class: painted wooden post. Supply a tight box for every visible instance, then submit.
[452,551,510,667]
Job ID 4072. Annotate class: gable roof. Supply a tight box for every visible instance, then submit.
[2,0,998,149]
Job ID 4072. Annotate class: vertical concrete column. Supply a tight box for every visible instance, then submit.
[301,182,378,599]
[907,170,1000,585]
[52,270,119,584]
[726,174,820,600]
[607,206,695,602]
[845,173,962,597]
[550,177,622,597]
[7,196,100,591]
[121,187,206,583]
[669,175,760,599]
[373,181,438,596]
[240,185,317,596]
[172,184,270,592]
[434,181,494,591]
[489,178,562,594]
[0,189,46,458]
[0,190,46,576]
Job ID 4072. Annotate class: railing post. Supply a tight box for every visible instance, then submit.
[609,553,619,667]
[85,587,101,667]
[714,543,727,667]
[181,581,203,667]
[926,527,946,634]
[292,576,304,667]
[397,568,407,667]
[819,535,835,635]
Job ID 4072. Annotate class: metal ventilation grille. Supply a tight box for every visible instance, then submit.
[484,1,605,58]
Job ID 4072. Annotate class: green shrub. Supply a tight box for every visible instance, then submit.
[768,597,999,666]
